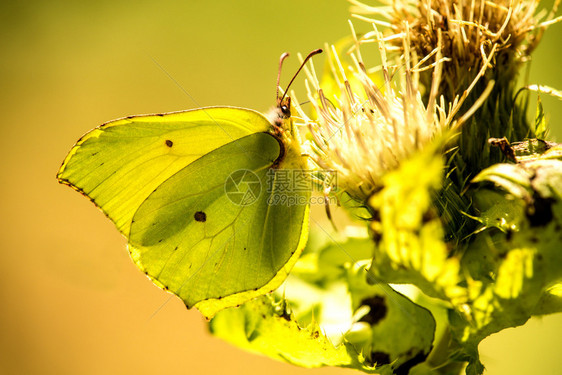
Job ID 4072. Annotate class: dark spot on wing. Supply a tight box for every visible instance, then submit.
[165,139,173,147]
[156,113,164,117]
[126,115,135,119]
[359,296,387,325]
[174,246,178,251]
[194,211,207,222]
[370,351,391,366]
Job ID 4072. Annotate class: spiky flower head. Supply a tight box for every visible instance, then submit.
[293,24,492,203]
[350,0,561,99]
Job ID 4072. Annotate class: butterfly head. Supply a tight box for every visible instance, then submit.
[268,95,292,140]
[272,95,291,124]
[271,49,322,135]
[269,49,322,168]
[278,96,291,119]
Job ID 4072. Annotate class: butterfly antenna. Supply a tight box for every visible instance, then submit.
[279,48,323,102]
[276,52,290,101]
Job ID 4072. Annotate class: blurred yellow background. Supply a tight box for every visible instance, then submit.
[1,1,561,374]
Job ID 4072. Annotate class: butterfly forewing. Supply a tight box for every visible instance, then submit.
[57,107,270,236]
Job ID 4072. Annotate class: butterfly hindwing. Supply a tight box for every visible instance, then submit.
[128,132,310,311]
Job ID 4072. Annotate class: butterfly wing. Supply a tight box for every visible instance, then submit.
[128,132,310,316]
[57,107,270,236]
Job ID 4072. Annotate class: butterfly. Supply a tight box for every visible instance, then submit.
[57,49,322,317]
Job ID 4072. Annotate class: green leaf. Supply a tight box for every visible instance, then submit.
[471,163,532,200]
[534,94,547,139]
[533,283,562,315]
[466,189,525,232]
[451,158,562,372]
[345,263,436,374]
[209,295,377,372]
[290,228,373,285]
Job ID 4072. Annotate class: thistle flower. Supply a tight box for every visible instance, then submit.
[346,0,561,241]
[350,0,561,99]
[293,23,493,204]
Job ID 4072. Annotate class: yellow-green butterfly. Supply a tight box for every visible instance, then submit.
[57,50,322,317]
